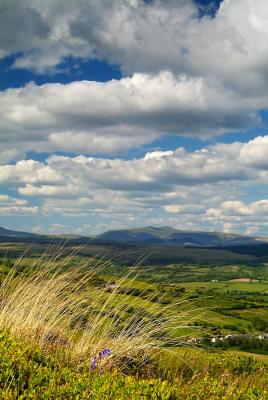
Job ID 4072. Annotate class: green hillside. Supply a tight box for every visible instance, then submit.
[1,331,267,399]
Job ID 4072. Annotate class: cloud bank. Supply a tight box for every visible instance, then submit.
[0,72,259,161]
[1,136,268,234]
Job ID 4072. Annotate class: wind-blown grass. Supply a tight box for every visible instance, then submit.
[0,250,196,373]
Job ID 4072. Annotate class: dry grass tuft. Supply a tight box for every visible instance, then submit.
[0,250,198,373]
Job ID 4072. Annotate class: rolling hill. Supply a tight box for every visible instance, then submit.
[0,226,37,238]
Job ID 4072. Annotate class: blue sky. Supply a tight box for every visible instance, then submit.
[1,0,268,236]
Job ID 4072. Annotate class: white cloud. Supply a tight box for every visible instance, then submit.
[144,151,174,161]
[238,136,268,169]
[1,136,268,233]
[209,199,268,217]
[0,0,267,165]
[0,72,258,161]
[1,0,268,103]
[205,198,268,236]
[0,160,61,185]
[0,0,196,73]
[0,194,38,215]
[2,136,267,198]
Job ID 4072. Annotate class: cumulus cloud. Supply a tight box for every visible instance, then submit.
[0,142,250,197]
[0,72,259,161]
[0,0,267,163]
[1,136,268,233]
[0,160,61,185]
[0,194,38,215]
[1,0,268,102]
[0,0,50,61]
[238,136,268,169]
[206,198,268,235]
[0,0,195,73]
[2,136,267,196]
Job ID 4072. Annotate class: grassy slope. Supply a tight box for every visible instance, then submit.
[1,331,268,399]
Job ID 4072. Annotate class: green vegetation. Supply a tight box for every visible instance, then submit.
[211,334,268,353]
[0,245,268,398]
[1,331,268,399]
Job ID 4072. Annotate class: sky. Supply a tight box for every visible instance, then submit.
[1,0,268,236]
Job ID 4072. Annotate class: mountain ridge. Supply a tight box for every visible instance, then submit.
[0,225,265,247]
[96,226,261,247]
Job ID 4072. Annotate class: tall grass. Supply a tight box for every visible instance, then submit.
[0,249,197,373]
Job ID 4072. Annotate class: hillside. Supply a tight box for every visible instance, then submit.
[0,226,37,238]
[0,227,84,243]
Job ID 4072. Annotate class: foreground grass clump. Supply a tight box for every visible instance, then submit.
[0,331,268,399]
[0,253,193,373]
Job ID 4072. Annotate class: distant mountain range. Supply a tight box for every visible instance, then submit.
[0,225,264,247]
[2,225,268,265]
[96,226,263,247]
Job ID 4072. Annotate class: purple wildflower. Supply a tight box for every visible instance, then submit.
[90,348,112,371]
[99,348,112,359]
[90,355,97,371]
